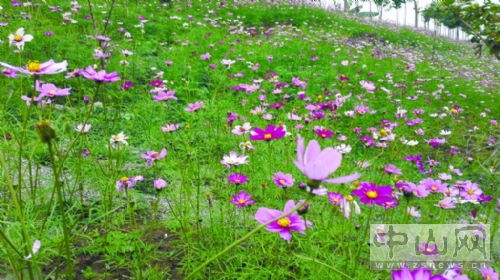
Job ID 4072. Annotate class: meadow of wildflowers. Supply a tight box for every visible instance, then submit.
[0,0,499,279]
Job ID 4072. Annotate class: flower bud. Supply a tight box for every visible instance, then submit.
[297,201,309,215]
[35,120,56,143]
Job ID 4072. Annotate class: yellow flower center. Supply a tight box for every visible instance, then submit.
[321,133,326,138]
[426,248,433,252]
[239,199,246,205]
[14,34,23,42]
[277,121,283,126]
[467,189,474,195]
[366,191,378,199]
[451,109,457,114]
[380,129,387,135]
[48,90,55,95]
[345,195,354,202]
[431,186,437,191]
[4,69,10,74]
[376,229,385,234]
[239,127,245,132]
[264,133,272,139]
[27,61,41,73]
[487,275,491,280]
[277,217,291,228]
[235,179,240,183]
[152,153,159,159]
[317,95,322,101]
[279,179,285,184]
[439,202,446,207]
[333,198,339,203]
[121,177,128,183]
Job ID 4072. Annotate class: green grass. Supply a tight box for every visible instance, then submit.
[0,0,499,279]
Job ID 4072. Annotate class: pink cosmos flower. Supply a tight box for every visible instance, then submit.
[116,175,144,193]
[36,82,71,99]
[0,59,67,76]
[360,80,375,93]
[250,124,285,141]
[81,66,120,83]
[154,179,167,190]
[254,200,312,242]
[184,101,203,112]
[75,124,91,133]
[294,134,360,184]
[232,122,252,135]
[384,164,402,175]
[480,267,498,280]
[315,128,332,139]
[419,178,448,194]
[351,182,394,207]
[141,148,167,167]
[161,124,180,132]
[153,90,177,102]
[436,197,456,209]
[272,172,295,187]
[230,191,255,208]
[459,181,482,200]
[340,196,361,219]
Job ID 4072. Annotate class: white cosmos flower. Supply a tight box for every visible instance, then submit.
[25,240,41,260]
[405,140,419,146]
[440,130,452,135]
[429,113,438,118]
[8,28,34,51]
[110,132,129,146]
[335,144,352,154]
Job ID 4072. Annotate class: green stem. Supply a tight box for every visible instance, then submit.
[48,140,73,280]
[185,200,308,279]
[293,254,353,279]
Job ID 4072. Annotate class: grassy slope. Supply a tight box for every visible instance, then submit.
[0,0,499,279]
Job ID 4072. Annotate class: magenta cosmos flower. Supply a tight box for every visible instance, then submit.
[141,148,167,167]
[272,172,295,187]
[0,59,67,76]
[230,191,255,208]
[81,66,120,83]
[328,192,343,205]
[228,173,248,185]
[116,175,143,193]
[351,182,393,207]
[250,124,286,141]
[392,266,445,280]
[254,200,312,242]
[294,134,360,185]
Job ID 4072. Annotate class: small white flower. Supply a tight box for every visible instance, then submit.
[8,28,34,51]
[239,141,254,152]
[335,144,352,154]
[405,140,419,146]
[440,130,452,136]
[429,113,438,118]
[25,240,41,260]
[110,132,129,146]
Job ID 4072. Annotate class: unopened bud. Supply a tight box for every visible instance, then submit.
[35,120,56,143]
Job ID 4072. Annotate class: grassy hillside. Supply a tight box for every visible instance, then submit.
[0,0,498,279]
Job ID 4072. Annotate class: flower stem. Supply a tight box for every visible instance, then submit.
[185,200,308,279]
